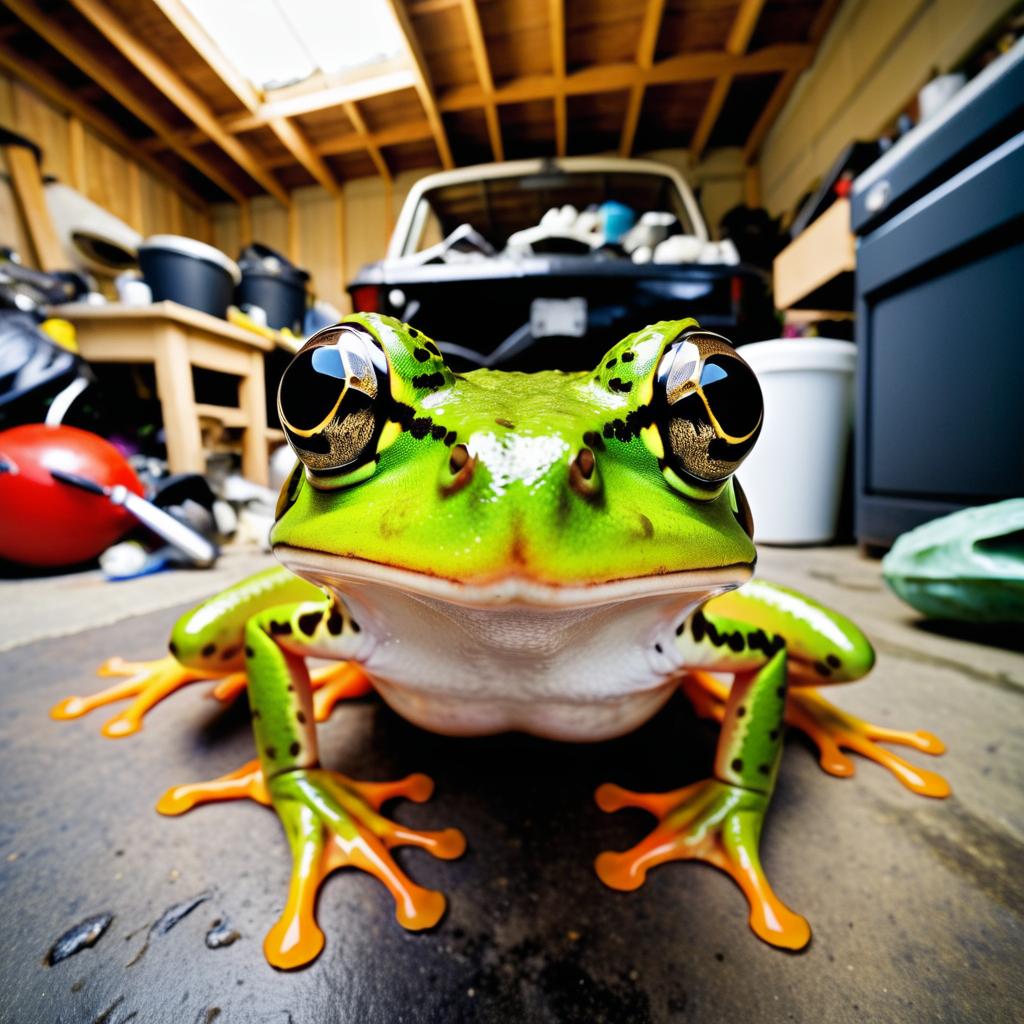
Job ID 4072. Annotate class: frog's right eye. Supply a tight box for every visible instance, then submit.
[278,324,389,479]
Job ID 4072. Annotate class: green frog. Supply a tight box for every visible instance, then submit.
[53,314,949,969]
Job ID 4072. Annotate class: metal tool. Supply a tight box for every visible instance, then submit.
[49,468,218,567]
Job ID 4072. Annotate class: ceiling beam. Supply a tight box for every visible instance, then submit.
[67,0,291,205]
[407,0,459,13]
[151,0,338,194]
[3,0,247,202]
[619,0,666,157]
[152,118,437,168]
[0,42,207,208]
[342,100,392,184]
[460,0,503,161]
[385,0,454,169]
[742,0,842,165]
[690,0,766,162]
[548,0,566,156]
[439,44,811,111]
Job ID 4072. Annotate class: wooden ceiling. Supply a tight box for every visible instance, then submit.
[0,0,840,207]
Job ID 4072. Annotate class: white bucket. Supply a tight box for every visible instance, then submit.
[737,338,856,545]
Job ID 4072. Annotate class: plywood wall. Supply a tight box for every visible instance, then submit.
[0,68,209,268]
[759,0,1013,217]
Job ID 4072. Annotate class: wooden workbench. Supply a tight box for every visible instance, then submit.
[51,301,284,485]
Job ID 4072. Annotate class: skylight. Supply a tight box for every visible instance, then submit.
[181,0,404,92]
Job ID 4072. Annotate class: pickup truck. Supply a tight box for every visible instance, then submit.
[348,157,773,371]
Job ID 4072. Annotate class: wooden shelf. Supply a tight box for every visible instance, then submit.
[773,198,855,312]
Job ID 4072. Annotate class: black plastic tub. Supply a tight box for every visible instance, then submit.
[236,244,309,333]
[138,235,241,318]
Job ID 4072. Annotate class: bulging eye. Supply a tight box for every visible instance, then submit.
[655,330,762,487]
[278,324,389,476]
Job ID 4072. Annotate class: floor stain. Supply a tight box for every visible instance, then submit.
[45,912,114,965]
[205,915,241,949]
[126,891,212,966]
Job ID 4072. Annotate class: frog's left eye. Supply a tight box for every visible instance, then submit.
[278,324,389,478]
[654,330,762,491]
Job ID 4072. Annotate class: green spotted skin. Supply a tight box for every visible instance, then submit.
[245,595,365,778]
[169,566,320,674]
[271,314,756,587]
[714,650,788,795]
[676,579,875,683]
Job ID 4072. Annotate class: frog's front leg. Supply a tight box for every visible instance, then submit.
[682,580,949,798]
[596,649,810,950]
[159,594,465,970]
[50,567,369,736]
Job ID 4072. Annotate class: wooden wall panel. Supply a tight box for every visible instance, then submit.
[758,0,1011,216]
[0,67,206,270]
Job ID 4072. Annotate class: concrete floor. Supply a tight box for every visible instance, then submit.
[0,545,1021,1023]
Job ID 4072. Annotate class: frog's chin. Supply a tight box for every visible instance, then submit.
[274,544,752,610]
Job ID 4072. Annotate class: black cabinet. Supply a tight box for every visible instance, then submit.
[852,40,1024,548]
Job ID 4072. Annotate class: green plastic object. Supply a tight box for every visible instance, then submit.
[883,499,1024,623]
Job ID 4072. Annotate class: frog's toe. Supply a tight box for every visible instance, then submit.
[51,655,217,737]
[310,662,373,721]
[264,768,464,969]
[595,778,810,951]
[786,688,950,798]
[157,758,270,815]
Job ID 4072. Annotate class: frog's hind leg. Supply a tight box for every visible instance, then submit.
[597,650,811,951]
[686,581,950,798]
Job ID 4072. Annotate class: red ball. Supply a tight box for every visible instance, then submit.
[0,424,144,567]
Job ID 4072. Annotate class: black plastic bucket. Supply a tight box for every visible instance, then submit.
[236,244,309,334]
[138,235,241,319]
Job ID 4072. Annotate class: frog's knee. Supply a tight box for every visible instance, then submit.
[817,621,875,682]
[169,609,245,673]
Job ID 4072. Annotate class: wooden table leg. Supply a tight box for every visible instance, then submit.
[153,325,205,475]
[239,350,269,485]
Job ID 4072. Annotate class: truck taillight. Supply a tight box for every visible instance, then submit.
[350,285,382,312]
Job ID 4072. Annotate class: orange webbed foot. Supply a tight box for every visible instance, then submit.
[595,778,810,951]
[50,655,219,737]
[682,671,950,799]
[785,687,949,798]
[264,768,465,969]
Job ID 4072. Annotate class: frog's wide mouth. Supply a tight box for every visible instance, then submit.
[275,544,752,609]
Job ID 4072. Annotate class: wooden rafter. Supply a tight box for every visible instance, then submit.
[384,0,454,169]
[343,101,392,184]
[440,44,811,111]
[3,0,247,201]
[0,41,206,208]
[460,0,503,161]
[150,0,338,194]
[548,0,566,156]
[66,0,290,205]
[743,0,843,164]
[151,119,436,168]
[690,0,766,161]
[619,0,666,157]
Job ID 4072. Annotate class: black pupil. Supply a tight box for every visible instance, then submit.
[698,354,761,439]
[280,345,357,432]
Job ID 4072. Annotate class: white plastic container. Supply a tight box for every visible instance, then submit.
[737,338,856,545]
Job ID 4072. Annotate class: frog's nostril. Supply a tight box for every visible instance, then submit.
[441,444,475,496]
[449,444,470,474]
[569,447,600,498]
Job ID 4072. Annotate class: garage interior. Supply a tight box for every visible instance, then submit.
[0,1,1021,1022]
